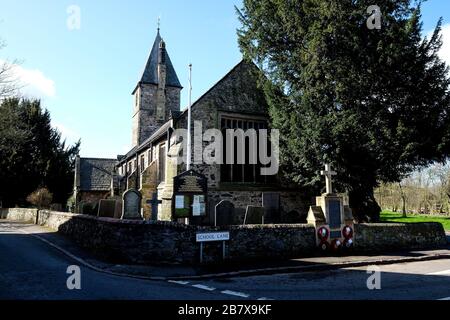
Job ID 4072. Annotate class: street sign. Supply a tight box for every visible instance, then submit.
[196,232,230,243]
[196,232,230,263]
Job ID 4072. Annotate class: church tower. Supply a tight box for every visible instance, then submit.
[132,29,182,147]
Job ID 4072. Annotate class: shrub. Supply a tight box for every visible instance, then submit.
[26,187,53,209]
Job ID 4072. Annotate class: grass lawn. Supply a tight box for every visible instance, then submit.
[380,210,450,231]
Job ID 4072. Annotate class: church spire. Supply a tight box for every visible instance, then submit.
[132,28,182,94]
[157,16,161,34]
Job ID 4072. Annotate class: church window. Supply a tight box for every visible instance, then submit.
[140,155,145,172]
[220,116,276,184]
[158,144,166,183]
[148,148,153,163]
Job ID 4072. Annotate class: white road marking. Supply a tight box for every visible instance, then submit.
[192,284,216,291]
[427,269,450,276]
[221,290,250,298]
[168,280,190,285]
[438,297,450,300]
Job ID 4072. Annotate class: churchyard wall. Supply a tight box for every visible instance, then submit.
[0,208,38,223]
[1,208,447,265]
[354,223,448,251]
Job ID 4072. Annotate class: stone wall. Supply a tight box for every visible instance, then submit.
[227,224,315,261]
[354,223,447,252]
[1,208,447,265]
[0,208,38,223]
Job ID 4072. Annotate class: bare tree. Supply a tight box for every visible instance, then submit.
[0,39,21,99]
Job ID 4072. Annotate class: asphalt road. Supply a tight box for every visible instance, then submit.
[1,221,450,300]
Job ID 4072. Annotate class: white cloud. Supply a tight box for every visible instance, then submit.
[438,24,450,68]
[0,59,56,98]
[427,23,450,68]
[52,122,79,142]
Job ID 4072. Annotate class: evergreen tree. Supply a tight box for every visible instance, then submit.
[237,0,450,221]
[0,98,80,207]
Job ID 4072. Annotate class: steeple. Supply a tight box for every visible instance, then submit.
[131,28,182,147]
[133,29,182,94]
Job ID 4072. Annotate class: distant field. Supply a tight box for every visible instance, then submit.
[380,210,450,231]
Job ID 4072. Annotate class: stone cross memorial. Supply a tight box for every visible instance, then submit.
[146,192,162,221]
[307,164,355,250]
[321,164,337,194]
[121,189,143,220]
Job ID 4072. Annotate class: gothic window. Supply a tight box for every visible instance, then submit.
[140,155,145,172]
[220,116,276,184]
[148,148,153,164]
[158,144,166,183]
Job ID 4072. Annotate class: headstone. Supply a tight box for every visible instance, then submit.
[114,200,123,219]
[98,199,117,218]
[244,206,265,225]
[262,192,280,223]
[215,200,235,226]
[121,189,143,220]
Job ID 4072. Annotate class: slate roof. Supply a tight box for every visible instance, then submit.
[133,30,182,93]
[79,158,117,192]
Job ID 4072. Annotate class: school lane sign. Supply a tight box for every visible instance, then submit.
[196,231,230,243]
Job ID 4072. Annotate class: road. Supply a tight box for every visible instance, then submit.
[1,221,450,300]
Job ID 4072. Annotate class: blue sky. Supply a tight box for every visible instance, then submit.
[0,0,449,158]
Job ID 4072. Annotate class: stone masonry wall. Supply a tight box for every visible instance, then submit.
[354,223,448,251]
[1,208,447,265]
[0,208,38,223]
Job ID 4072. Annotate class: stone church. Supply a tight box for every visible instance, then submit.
[74,28,307,225]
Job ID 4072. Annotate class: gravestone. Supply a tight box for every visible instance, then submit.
[262,192,280,223]
[121,189,143,220]
[244,206,265,225]
[113,200,123,219]
[215,200,235,226]
[97,199,117,218]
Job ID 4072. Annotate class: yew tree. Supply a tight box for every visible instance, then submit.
[237,0,450,221]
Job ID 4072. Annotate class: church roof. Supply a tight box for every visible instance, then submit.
[133,30,182,93]
[79,158,117,192]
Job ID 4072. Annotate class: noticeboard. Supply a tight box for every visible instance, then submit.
[173,170,208,219]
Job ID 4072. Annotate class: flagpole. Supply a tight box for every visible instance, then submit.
[187,64,192,171]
